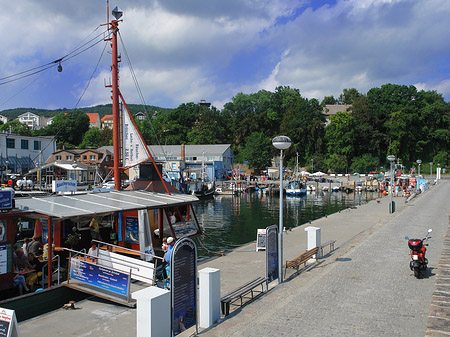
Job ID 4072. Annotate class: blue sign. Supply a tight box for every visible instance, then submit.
[70,258,130,297]
[171,238,197,335]
[125,216,139,242]
[0,190,13,210]
[266,225,278,282]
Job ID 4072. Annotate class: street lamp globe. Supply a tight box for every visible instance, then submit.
[272,136,292,150]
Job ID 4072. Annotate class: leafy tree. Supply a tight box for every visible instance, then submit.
[39,111,89,147]
[324,153,348,173]
[338,88,361,104]
[79,127,101,148]
[321,96,337,105]
[350,154,380,173]
[242,132,272,171]
[324,111,356,165]
[0,121,32,136]
[99,127,113,147]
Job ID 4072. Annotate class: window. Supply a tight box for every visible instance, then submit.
[34,141,41,150]
[172,163,177,170]
[66,155,72,160]
[83,155,88,160]
[21,139,29,149]
[6,138,15,149]
[55,156,61,160]
[89,155,96,161]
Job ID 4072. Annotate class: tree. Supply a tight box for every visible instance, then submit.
[321,96,337,105]
[39,111,90,147]
[324,111,356,166]
[79,127,101,148]
[338,88,361,104]
[351,154,380,173]
[242,132,272,171]
[0,121,32,136]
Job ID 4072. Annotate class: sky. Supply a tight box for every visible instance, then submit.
[1,0,450,112]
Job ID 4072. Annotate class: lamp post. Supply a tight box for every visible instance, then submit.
[429,162,433,179]
[272,136,292,283]
[416,159,422,192]
[387,155,395,214]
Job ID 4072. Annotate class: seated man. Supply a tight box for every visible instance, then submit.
[26,252,43,292]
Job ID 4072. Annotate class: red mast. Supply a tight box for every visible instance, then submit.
[109,7,123,191]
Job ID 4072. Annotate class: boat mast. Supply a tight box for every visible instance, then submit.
[109,7,123,191]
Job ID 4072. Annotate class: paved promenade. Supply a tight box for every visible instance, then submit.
[18,180,450,336]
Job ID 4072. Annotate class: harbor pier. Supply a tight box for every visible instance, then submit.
[17,180,450,336]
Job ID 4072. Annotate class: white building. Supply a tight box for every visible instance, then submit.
[0,114,8,125]
[16,111,46,130]
[0,133,56,174]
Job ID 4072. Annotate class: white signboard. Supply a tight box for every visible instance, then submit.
[122,109,150,168]
[0,246,8,275]
[0,307,20,337]
[256,228,266,251]
[52,180,77,193]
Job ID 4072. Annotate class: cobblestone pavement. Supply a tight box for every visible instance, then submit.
[200,181,450,337]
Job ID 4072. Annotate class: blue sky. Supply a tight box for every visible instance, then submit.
[1,0,450,111]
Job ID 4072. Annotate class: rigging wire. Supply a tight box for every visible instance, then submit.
[74,41,109,109]
[118,31,169,164]
[0,27,110,86]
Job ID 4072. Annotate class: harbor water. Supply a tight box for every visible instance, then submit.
[193,190,379,258]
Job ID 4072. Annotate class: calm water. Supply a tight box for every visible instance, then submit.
[193,191,379,258]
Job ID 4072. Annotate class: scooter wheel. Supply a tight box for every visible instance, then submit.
[414,267,421,278]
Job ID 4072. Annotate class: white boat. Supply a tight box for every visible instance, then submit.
[307,184,316,192]
[286,152,307,196]
[215,186,237,195]
[286,180,307,196]
[322,186,329,192]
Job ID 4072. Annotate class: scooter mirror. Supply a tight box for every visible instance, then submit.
[428,229,432,233]
[404,236,409,240]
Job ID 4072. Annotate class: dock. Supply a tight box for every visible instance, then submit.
[17,180,450,336]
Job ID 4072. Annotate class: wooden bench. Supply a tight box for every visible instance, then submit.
[284,246,319,277]
[320,240,336,257]
[220,276,267,316]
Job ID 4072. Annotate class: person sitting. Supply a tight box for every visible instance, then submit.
[87,241,99,263]
[13,248,32,295]
[164,237,175,263]
[162,237,169,253]
[27,236,43,257]
[26,252,42,292]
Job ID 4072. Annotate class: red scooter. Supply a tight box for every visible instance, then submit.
[405,229,432,278]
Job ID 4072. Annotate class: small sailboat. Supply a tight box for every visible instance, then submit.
[286,153,307,196]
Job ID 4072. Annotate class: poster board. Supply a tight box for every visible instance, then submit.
[256,229,266,251]
[171,238,197,336]
[265,225,279,283]
[0,308,19,337]
[0,245,12,275]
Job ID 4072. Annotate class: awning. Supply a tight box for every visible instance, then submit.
[15,190,199,220]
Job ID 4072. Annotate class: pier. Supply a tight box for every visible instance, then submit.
[17,179,450,336]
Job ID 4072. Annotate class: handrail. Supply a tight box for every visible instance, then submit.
[63,247,140,271]
[41,255,60,288]
[92,239,164,260]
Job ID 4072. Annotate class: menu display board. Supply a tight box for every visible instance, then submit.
[266,225,279,283]
[256,228,266,251]
[70,258,130,297]
[171,238,197,335]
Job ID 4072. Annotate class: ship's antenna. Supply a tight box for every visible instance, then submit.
[107,0,110,24]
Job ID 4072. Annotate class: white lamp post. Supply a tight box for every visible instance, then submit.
[387,155,395,214]
[416,159,422,192]
[272,136,292,283]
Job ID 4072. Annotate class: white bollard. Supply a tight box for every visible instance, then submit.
[132,286,171,337]
[305,226,321,260]
[199,267,221,328]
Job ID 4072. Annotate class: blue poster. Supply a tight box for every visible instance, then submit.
[70,258,130,297]
[124,216,139,243]
[266,225,278,282]
[0,190,13,210]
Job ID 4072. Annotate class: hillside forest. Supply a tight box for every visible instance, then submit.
[1,84,449,174]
